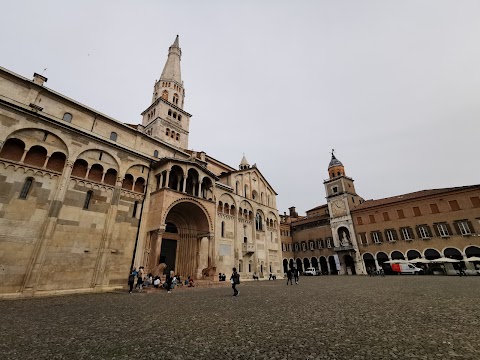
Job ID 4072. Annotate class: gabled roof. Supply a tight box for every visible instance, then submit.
[154,157,219,180]
[220,166,278,195]
[306,204,328,213]
[352,185,480,212]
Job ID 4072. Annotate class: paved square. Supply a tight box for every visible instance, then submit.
[1,276,479,359]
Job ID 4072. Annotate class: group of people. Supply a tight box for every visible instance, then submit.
[286,268,300,285]
[252,273,277,281]
[218,273,227,281]
[128,267,194,293]
[367,268,385,277]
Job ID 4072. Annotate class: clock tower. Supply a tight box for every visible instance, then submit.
[324,150,365,275]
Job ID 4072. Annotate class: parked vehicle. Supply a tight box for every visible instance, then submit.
[304,267,319,276]
[391,263,424,275]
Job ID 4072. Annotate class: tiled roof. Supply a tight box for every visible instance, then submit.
[306,204,328,212]
[352,185,480,211]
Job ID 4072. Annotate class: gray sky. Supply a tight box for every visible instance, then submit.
[2,1,480,214]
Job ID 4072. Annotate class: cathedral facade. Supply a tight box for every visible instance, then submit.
[0,36,282,297]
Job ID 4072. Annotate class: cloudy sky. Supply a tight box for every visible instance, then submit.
[2,1,479,214]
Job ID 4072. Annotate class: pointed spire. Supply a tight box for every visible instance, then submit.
[328,149,343,168]
[160,35,182,83]
[240,154,250,169]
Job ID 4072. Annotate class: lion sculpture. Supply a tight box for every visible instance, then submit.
[150,263,167,278]
[201,266,217,279]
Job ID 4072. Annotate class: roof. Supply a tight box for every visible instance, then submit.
[306,204,328,213]
[220,166,278,195]
[240,154,249,166]
[328,153,343,168]
[352,185,480,212]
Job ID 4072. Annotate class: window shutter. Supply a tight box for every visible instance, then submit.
[453,221,461,235]
[392,229,398,240]
[433,224,440,237]
[466,221,474,234]
[415,226,422,238]
[378,232,383,242]
[409,227,415,239]
[384,230,389,240]
[425,225,432,237]
[445,223,453,236]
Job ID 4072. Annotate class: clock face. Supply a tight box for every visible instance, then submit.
[331,199,346,216]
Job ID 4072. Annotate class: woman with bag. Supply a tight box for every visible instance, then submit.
[230,267,240,296]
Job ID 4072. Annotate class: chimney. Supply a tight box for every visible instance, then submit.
[33,73,47,86]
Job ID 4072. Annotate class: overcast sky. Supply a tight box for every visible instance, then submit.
[2,1,479,214]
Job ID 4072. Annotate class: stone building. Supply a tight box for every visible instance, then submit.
[281,152,480,275]
[0,36,282,297]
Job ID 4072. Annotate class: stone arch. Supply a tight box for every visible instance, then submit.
[406,249,422,260]
[23,145,48,167]
[134,177,146,193]
[0,138,25,161]
[76,149,120,172]
[311,257,319,270]
[465,245,480,257]
[423,248,441,260]
[46,152,66,172]
[219,193,236,208]
[443,247,463,260]
[319,256,328,274]
[390,250,405,260]
[163,198,213,233]
[362,253,376,272]
[283,258,288,273]
[168,165,184,191]
[72,159,88,178]
[2,128,69,159]
[88,163,104,182]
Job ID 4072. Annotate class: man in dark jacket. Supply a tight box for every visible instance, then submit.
[294,268,299,284]
[230,267,240,296]
[286,269,293,285]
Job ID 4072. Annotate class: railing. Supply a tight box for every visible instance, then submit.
[242,243,255,253]
[334,245,354,252]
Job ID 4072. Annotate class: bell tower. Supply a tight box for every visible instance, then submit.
[141,35,192,150]
[324,150,364,275]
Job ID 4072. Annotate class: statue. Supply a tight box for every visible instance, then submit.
[150,263,167,278]
[340,231,350,246]
[201,265,217,279]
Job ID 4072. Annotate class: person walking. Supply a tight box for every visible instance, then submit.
[294,267,299,284]
[230,267,240,296]
[128,270,135,293]
[166,270,174,293]
[286,268,293,285]
[137,266,145,291]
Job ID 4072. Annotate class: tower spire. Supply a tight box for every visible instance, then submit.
[160,35,182,84]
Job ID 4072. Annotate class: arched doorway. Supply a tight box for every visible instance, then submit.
[328,256,338,275]
[391,251,405,260]
[311,257,319,271]
[152,201,211,279]
[376,252,389,270]
[289,258,294,270]
[424,248,441,260]
[319,256,328,274]
[296,258,303,273]
[465,246,480,258]
[363,253,376,273]
[303,258,310,271]
[407,250,421,260]
[344,255,356,275]
[283,259,288,274]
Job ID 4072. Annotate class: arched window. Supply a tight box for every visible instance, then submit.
[83,190,93,209]
[168,109,172,116]
[221,221,225,238]
[63,112,73,122]
[110,132,117,141]
[166,128,170,136]
[153,150,159,158]
[235,181,239,195]
[248,262,252,273]
[176,133,180,141]
[161,90,168,100]
[19,178,33,199]
[178,115,182,121]
[173,112,177,119]
[171,131,175,138]
[173,93,179,104]
[256,213,263,231]
[238,260,243,273]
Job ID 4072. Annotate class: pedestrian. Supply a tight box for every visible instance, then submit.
[137,266,144,291]
[294,267,299,284]
[286,268,293,285]
[128,270,135,293]
[379,268,385,277]
[230,267,240,296]
[166,270,174,293]
[458,264,466,277]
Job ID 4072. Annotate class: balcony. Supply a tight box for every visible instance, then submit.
[334,245,354,252]
[242,243,255,254]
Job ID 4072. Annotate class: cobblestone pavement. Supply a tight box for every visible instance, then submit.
[1,276,480,360]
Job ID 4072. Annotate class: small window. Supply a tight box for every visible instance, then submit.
[19,178,33,199]
[168,109,172,116]
[436,223,449,237]
[166,128,170,136]
[382,212,390,221]
[418,225,430,239]
[397,209,405,219]
[449,200,460,211]
[153,150,159,158]
[371,231,381,243]
[62,113,73,122]
[110,132,117,141]
[356,217,363,225]
[332,186,338,194]
[132,201,139,218]
[470,197,480,208]
[173,112,177,119]
[221,221,225,238]
[369,214,376,223]
[456,221,471,235]
[412,206,421,216]
[176,133,180,141]
[401,227,413,240]
[430,203,440,214]
[83,190,93,209]
[386,229,396,242]
[178,115,182,121]
[358,233,367,245]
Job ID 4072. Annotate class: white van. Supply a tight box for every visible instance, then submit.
[305,267,318,276]
[391,263,424,275]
